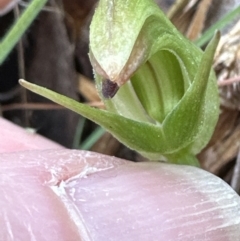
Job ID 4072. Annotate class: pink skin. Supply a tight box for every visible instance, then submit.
[0,117,62,153]
[0,0,20,15]
[0,116,240,240]
[0,0,12,9]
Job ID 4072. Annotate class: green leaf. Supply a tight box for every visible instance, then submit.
[19,79,169,155]
[0,0,48,65]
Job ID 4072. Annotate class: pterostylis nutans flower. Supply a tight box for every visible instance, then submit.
[20,0,220,166]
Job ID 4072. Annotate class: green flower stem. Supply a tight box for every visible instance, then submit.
[80,127,105,150]
[0,0,48,65]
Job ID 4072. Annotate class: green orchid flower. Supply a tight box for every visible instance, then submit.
[20,0,220,166]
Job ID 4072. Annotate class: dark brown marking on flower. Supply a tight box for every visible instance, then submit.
[102,79,119,99]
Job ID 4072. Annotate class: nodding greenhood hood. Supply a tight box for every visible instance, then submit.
[20,0,220,166]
